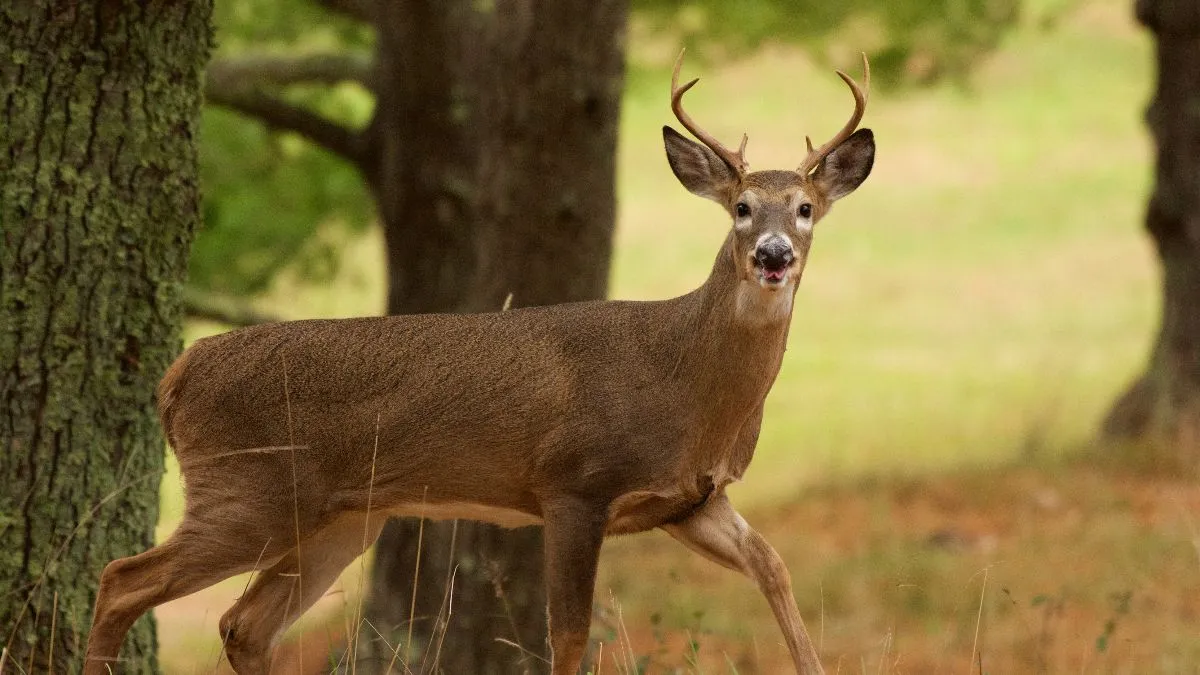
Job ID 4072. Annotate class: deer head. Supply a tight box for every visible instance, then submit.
[663,51,875,295]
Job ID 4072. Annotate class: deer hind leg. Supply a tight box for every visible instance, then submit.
[661,492,824,675]
[219,513,386,674]
[541,497,607,675]
[84,522,283,675]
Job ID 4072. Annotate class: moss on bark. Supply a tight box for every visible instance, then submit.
[0,2,213,670]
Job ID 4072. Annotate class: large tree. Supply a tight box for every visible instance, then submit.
[0,0,213,670]
[1104,0,1200,457]
[206,1,627,670]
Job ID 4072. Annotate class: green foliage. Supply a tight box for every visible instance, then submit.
[213,0,372,52]
[192,0,372,295]
[195,102,370,295]
[636,0,1020,86]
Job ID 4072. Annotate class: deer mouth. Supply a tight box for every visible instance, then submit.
[755,261,792,287]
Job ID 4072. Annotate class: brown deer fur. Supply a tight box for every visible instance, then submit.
[84,56,875,675]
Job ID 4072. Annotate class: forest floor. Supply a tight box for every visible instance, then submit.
[157,457,1200,674]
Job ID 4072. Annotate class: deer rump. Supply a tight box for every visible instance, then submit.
[160,298,744,544]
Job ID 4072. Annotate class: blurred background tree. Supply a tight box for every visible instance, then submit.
[195,0,1021,671]
[1103,0,1200,458]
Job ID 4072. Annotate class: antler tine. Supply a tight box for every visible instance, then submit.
[798,52,871,177]
[671,49,749,174]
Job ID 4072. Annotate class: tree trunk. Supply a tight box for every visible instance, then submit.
[0,1,212,670]
[1104,0,1200,458]
[361,1,627,672]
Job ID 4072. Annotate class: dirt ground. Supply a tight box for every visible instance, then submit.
[160,461,1200,674]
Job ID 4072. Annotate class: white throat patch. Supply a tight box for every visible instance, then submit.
[735,279,795,326]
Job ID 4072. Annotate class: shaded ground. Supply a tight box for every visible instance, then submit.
[159,460,1200,673]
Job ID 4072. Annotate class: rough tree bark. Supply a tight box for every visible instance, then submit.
[1104,0,1200,458]
[0,1,212,671]
[205,1,627,671]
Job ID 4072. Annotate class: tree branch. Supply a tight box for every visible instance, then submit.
[205,80,371,168]
[207,52,375,92]
[183,288,285,328]
[315,0,377,23]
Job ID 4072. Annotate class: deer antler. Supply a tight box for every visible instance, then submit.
[671,49,749,175]
[798,53,871,177]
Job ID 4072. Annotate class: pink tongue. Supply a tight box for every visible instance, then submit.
[765,269,785,280]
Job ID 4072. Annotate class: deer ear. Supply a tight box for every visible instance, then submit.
[810,128,875,202]
[663,126,739,203]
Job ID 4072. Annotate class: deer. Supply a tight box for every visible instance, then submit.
[84,50,873,675]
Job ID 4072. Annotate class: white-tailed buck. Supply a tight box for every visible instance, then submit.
[85,51,873,675]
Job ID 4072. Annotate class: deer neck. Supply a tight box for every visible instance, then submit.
[676,233,795,406]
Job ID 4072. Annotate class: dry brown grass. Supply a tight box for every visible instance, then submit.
[155,461,1200,674]
[592,462,1200,674]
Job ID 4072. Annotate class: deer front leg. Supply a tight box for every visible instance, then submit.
[542,497,607,675]
[662,492,824,675]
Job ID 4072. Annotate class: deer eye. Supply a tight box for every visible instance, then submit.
[735,202,750,218]
[798,203,813,219]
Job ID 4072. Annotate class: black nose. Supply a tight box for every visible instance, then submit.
[755,238,794,271]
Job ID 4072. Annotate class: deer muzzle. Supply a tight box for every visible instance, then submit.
[754,236,794,284]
